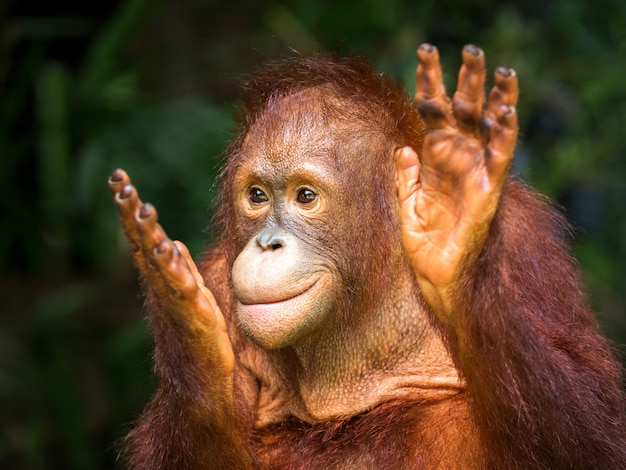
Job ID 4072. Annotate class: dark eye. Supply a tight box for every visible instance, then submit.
[297,188,317,204]
[249,187,269,204]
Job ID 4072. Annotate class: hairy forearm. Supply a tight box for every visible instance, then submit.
[448,179,626,467]
[125,293,256,469]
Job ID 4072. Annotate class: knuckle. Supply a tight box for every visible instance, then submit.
[479,116,494,142]
[452,98,481,126]
[496,106,517,127]
[178,275,199,298]
[417,99,449,123]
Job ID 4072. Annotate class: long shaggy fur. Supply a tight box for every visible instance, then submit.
[123,55,626,469]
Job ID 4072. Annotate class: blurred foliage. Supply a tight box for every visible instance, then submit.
[1,0,625,468]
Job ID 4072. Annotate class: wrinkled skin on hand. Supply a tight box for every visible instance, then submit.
[397,43,519,323]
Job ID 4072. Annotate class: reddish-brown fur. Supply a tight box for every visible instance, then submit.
[123,55,626,469]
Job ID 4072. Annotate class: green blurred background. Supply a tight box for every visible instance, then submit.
[1,0,625,468]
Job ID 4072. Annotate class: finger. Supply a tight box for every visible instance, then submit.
[173,240,225,331]
[395,146,421,216]
[110,170,161,278]
[175,241,227,326]
[485,104,518,182]
[415,43,455,130]
[109,170,149,257]
[487,67,519,116]
[108,168,130,197]
[136,202,170,259]
[114,182,145,259]
[153,238,229,359]
[452,45,486,137]
[174,240,205,288]
[152,238,201,301]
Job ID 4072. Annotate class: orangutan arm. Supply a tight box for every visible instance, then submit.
[396,44,626,468]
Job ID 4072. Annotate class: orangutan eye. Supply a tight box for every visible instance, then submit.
[249,187,269,204]
[297,188,317,204]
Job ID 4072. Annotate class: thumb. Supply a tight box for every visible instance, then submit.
[395,146,420,213]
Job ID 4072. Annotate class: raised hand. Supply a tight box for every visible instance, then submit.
[396,44,519,319]
[108,169,234,376]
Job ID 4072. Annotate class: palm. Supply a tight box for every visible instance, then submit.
[397,44,518,311]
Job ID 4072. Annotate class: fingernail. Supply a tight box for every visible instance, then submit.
[499,104,516,115]
[496,67,514,78]
[119,184,133,199]
[110,168,124,182]
[464,44,482,57]
[156,240,169,254]
[139,203,153,219]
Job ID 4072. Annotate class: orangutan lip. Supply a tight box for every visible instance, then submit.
[238,275,321,306]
